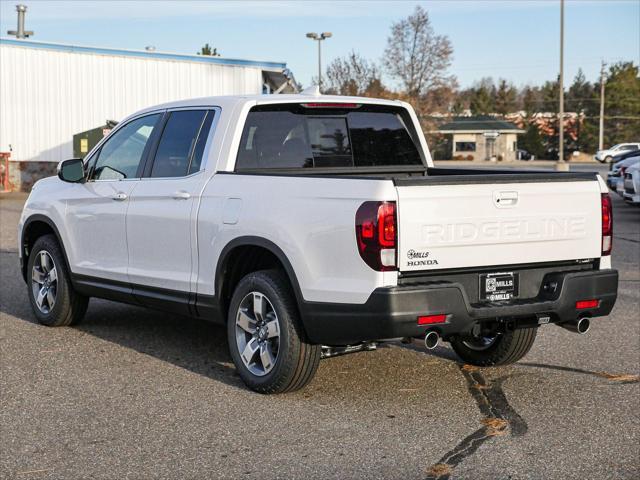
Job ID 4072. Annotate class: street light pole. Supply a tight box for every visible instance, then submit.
[306,32,332,91]
[599,60,606,151]
[317,39,322,89]
[557,0,566,170]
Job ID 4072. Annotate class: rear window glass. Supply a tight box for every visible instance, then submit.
[235,104,423,170]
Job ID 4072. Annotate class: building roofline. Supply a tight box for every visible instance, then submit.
[0,37,287,70]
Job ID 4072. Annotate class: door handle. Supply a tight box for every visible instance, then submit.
[494,190,518,207]
[112,192,128,201]
[173,191,191,200]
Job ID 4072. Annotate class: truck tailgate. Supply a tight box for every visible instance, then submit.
[396,178,602,272]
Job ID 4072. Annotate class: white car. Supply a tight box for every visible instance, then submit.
[18,92,619,393]
[594,143,640,163]
[623,163,640,204]
[607,156,640,195]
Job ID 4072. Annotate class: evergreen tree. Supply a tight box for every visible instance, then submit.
[495,79,517,115]
[198,43,220,57]
[519,123,545,159]
[602,62,640,147]
[469,78,495,115]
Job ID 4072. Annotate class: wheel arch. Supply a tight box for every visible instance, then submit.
[21,215,72,284]
[214,236,306,328]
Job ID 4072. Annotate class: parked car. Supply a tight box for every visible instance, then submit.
[595,143,640,163]
[18,92,618,393]
[623,163,640,205]
[606,156,640,193]
[609,149,640,167]
[516,149,534,161]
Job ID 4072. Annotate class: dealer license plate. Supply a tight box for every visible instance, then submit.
[479,272,519,301]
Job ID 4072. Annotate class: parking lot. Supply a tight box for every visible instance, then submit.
[1,164,638,480]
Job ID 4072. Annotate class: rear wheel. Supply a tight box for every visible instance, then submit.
[450,327,537,366]
[227,270,320,394]
[27,234,88,326]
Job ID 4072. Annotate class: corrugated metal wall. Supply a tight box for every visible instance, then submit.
[0,44,264,162]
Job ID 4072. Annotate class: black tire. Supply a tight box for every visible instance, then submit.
[227,270,320,394]
[26,234,88,327]
[450,327,537,367]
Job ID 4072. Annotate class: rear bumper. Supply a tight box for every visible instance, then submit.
[301,269,618,346]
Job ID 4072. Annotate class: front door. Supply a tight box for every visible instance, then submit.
[65,113,162,283]
[126,109,215,310]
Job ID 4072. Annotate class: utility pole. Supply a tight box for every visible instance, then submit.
[556,0,568,170]
[306,32,332,91]
[599,60,606,151]
[7,4,34,39]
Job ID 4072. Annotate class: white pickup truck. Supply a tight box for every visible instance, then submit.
[19,92,618,393]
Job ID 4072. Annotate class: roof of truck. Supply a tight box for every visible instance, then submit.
[133,92,407,117]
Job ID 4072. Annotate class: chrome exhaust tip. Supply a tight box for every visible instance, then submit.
[424,331,440,350]
[559,317,591,335]
[576,318,591,334]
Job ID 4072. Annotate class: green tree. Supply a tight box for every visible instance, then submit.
[494,79,517,115]
[566,69,597,151]
[469,78,495,115]
[519,123,545,159]
[602,62,640,147]
[198,43,220,57]
[540,77,560,111]
[566,69,596,114]
[521,86,541,115]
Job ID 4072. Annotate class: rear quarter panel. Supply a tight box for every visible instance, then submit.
[196,174,398,304]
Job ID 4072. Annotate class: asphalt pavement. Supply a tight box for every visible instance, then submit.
[1,164,638,479]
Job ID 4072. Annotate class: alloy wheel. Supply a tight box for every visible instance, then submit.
[31,251,58,314]
[235,291,281,376]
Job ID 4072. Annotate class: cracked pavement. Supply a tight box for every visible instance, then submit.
[1,164,638,479]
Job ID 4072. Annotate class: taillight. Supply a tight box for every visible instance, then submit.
[417,314,447,325]
[576,299,599,310]
[601,193,613,256]
[620,166,627,176]
[355,201,397,271]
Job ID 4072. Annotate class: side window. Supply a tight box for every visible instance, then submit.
[188,111,215,175]
[150,110,208,178]
[91,114,160,181]
[84,149,99,174]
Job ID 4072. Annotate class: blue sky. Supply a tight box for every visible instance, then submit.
[1,0,638,89]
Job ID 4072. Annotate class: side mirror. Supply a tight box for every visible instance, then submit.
[57,158,85,183]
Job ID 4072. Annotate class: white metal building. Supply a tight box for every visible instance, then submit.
[0,38,296,188]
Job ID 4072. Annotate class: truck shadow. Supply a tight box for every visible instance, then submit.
[0,250,245,390]
[77,299,246,389]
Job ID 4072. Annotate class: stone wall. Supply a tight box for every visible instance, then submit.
[6,161,58,192]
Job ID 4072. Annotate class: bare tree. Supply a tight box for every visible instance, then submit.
[383,6,454,100]
[325,52,383,96]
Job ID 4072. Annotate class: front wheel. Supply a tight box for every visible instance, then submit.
[450,327,537,367]
[227,270,321,394]
[605,156,613,164]
[27,234,88,326]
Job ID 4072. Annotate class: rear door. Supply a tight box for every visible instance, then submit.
[396,179,602,272]
[125,108,216,308]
